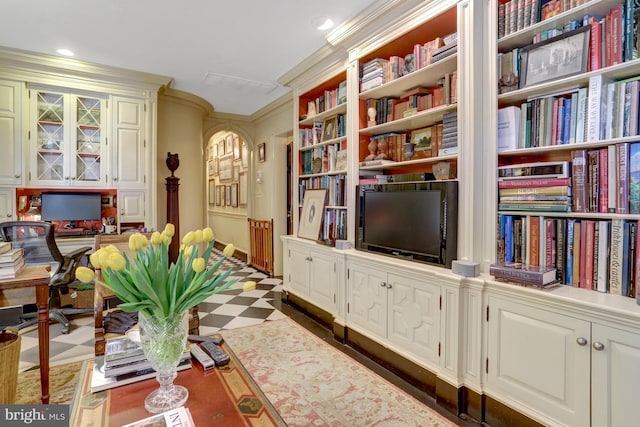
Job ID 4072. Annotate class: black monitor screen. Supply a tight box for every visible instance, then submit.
[41,193,102,221]
[363,190,441,257]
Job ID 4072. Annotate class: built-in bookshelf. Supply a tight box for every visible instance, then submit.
[296,73,348,243]
[495,0,640,299]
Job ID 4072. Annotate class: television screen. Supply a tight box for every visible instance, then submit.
[363,190,441,257]
[41,192,102,221]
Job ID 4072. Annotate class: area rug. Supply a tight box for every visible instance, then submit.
[15,360,84,404]
[222,318,459,427]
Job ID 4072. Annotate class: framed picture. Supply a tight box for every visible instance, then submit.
[218,139,225,156]
[239,171,248,206]
[219,155,233,181]
[208,180,215,205]
[321,115,337,142]
[297,189,327,241]
[410,127,432,153]
[225,134,233,154]
[101,195,114,207]
[212,143,218,159]
[230,183,238,207]
[519,25,590,89]
[215,185,222,206]
[241,141,249,169]
[207,160,214,176]
[214,158,219,176]
[225,185,232,206]
[258,142,266,162]
[233,164,240,181]
[233,135,241,160]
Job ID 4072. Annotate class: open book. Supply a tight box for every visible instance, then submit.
[121,406,195,427]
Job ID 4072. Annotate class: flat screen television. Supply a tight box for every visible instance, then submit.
[41,192,102,226]
[356,181,458,268]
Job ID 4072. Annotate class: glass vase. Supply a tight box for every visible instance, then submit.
[138,310,189,413]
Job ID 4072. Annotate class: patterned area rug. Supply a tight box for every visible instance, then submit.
[222,318,459,427]
[15,360,84,404]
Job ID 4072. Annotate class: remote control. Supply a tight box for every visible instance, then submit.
[200,341,230,366]
[190,344,215,370]
[188,334,224,345]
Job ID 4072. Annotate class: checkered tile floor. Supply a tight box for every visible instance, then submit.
[18,249,284,372]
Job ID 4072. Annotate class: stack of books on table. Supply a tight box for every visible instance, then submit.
[0,243,26,280]
[91,336,192,393]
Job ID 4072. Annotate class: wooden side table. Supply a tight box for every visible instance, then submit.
[0,265,51,403]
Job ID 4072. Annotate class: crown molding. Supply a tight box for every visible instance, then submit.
[159,86,214,116]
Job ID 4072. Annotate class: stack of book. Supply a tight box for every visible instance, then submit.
[91,336,192,392]
[0,243,26,280]
[360,58,389,92]
[490,261,559,288]
[497,161,572,213]
[439,111,458,156]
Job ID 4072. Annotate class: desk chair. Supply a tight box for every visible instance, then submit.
[0,221,93,334]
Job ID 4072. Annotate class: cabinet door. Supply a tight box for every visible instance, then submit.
[0,188,15,222]
[486,296,590,427]
[347,262,387,339]
[112,97,145,187]
[30,90,66,185]
[591,324,640,427]
[118,190,145,222]
[73,95,105,185]
[0,80,23,186]
[287,243,310,296]
[308,248,335,312]
[387,273,440,366]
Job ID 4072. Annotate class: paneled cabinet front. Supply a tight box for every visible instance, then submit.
[347,260,441,367]
[111,97,145,188]
[284,238,337,315]
[0,80,23,186]
[29,88,106,187]
[0,188,15,222]
[118,190,145,223]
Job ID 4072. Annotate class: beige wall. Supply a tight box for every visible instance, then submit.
[157,89,210,239]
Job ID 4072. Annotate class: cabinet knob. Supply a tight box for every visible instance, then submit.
[305,256,312,261]
[386,283,392,289]
[576,337,588,346]
[14,174,20,178]
[380,282,386,287]
[114,177,119,181]
[593,341,605,351]
[5,213,11,217]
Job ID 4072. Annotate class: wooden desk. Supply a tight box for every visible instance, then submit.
[0,265,51,403]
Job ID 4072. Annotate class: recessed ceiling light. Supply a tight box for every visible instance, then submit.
[56,49,74,57]
[316,18,334,31]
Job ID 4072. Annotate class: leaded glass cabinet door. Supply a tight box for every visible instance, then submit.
[74,96,103,184]
[34,91,65,183]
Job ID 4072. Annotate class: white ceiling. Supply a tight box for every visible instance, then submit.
[0,0,379,116]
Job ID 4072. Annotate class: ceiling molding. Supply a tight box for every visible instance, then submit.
[159,86,214,116]
[0,46,171,94]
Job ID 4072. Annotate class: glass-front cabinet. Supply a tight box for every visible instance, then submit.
[29,88,106,187]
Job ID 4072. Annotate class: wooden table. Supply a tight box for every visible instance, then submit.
[0,265,51,403]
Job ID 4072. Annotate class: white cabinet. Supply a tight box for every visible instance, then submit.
[283,238,337,314]
[486,290,640,427]
[347,259,441,367]
[111,97,145,188]
[0,188,15,222]
[0,80,23,186]
[29,88,106,187]
[118,190,145,223]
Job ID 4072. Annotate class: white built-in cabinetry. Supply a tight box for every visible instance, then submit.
[0,79,23,189]
[111,96,146,188]
[0,188,15,221]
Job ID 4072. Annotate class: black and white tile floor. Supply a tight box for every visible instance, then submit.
[18,249,284,371]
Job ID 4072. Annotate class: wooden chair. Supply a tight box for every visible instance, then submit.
[92,234,200,356]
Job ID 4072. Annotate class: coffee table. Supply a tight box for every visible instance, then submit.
[71,342,285,426]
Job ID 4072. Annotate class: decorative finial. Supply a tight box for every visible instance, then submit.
[166,152,179,177]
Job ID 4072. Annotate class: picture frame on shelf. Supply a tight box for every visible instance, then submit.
[239,171,248,206]
[410,127,433,153]
[233,135,241,160]
[230,183,238,207]
[258,142,266,162]
[297,189,327,241]
[519,25,589,89]
[217,139,225,156]
[101,195,114,207]
[321,115,337,142]
[225,134,233,154]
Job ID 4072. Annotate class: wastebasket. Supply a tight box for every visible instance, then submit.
[0,328,21,404]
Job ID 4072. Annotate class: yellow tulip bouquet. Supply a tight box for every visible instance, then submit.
[76,224,250,319]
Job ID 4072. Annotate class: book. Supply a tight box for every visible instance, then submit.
[104,336,146,368]
[121,406,195,427]
[617,142,630,214]
[90,356,192,393]
[489,261,558,286]
[0,248,24,263]
[630,143,640,214]
[596,220,610,292]
[0,242,11,255]
[104,349,191,377]
[571,149,588,213]
[497,161,570,180]
[498,186,570,196]
[0,257,26,280]
[498,177,571,188]
[497,106,521,151]
[609,219,625,295]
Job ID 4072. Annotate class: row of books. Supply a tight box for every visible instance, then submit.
[322,208,347,242]
[499,73,640,152]
[0,243,25,280]
[497,214,640,299]
[299,114,347,147]
[441,111,458,150]
[299,175,346,208]
[498,0,590,40]
[359,33,457,92]
[299,146,347,176]
[303,80,347,120]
